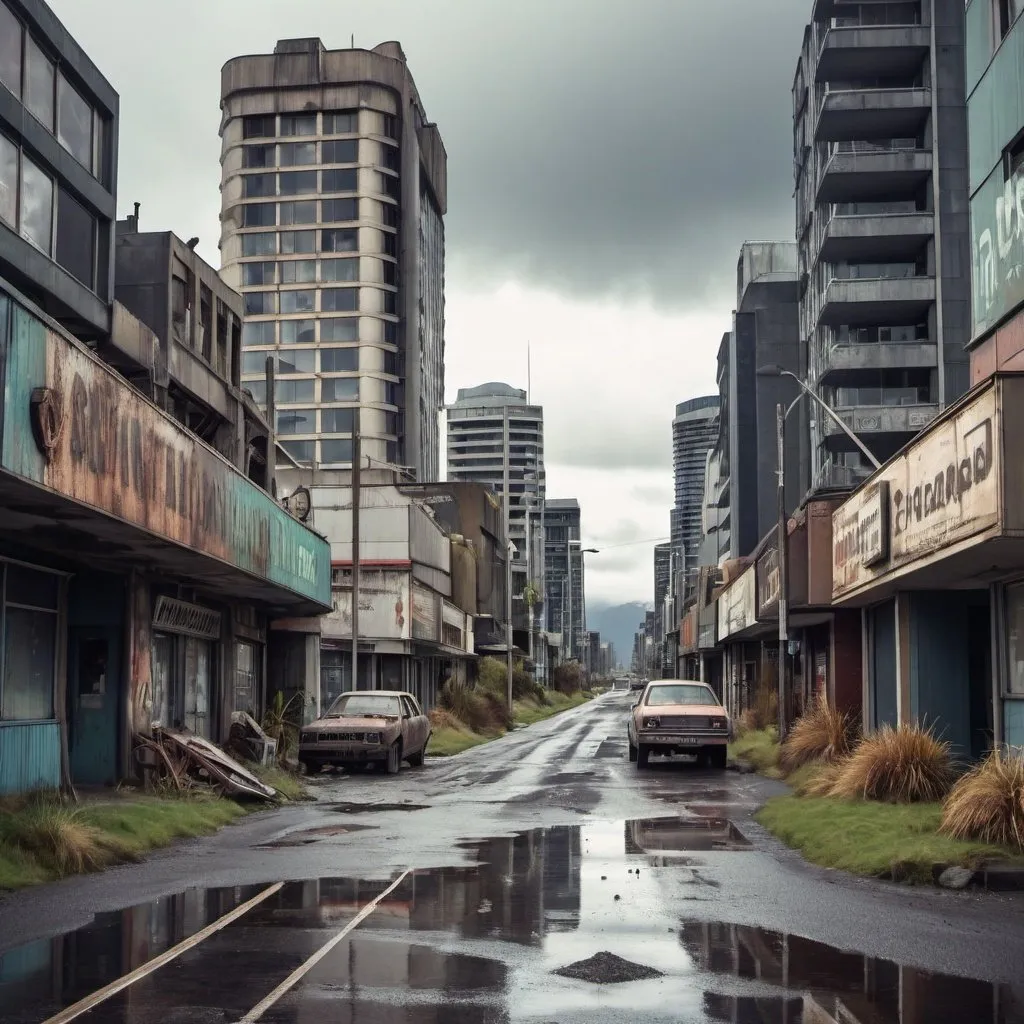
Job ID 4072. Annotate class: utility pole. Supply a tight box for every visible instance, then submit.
[265,356,276,499]
[776,403,788,739]
[351,429,361,691]
[503,413,513,713]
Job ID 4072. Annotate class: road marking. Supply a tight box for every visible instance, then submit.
[239,869,412,1022]
[42,881,285,1024]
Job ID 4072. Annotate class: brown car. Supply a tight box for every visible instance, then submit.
[299,690,431,775]
[627,680,731,770]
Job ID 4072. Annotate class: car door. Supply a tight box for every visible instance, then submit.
[405,695,427,751]
[399,696,419,751]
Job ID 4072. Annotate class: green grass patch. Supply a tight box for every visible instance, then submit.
[729,727,782,778]
[246,763,308,802]
[428,724,495,757]
[0,792,248,891]
[514,691,592,726]
[757,794,1020,883]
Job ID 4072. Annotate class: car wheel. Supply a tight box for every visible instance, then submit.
[637,744,650,770]
[628,737,637,762]
[408,736,429,767]
[300,759,318,775]
[386,741,402,775]
[711,746,728,770]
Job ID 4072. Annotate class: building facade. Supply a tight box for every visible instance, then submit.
[544,499,584,660]
[793,0,971,489]
[219,37,447,481]
[671,396,720,579]
[653,542,672,676]
[446,382,546,649]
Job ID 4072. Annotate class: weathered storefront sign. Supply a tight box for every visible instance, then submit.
[757,546,780,619]
[2,306,330,608]
[717,566,757,640]
[972,165,1024,337]
[322,570,410,641]
[833,387,1000,599]
[411,582,439,642]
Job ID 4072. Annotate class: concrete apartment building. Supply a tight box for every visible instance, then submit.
[653,542,672,676]
[544,499,585,661]
[671,396,720,581]
[446,382,546,648]
[219,37,447,481]
[792,0,971,489]
[700,243,807,565]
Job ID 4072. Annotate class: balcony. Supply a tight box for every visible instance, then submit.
[817,210,933,264]
[817,456,873,492]
[818,274,935,325]
[819,341,937,383]
[815,87,931,142]
[816,25,929,81]
[821,401,939,441]
[816,143,931,203]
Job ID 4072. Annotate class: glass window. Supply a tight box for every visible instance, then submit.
[280,114,316,136]
[0,133,16,228]
[322,228,358,253]
[280,319,315,344]
[243,379,267,405]
[381,143,399,171]
[382,114,398,139]
[241,232,277,256]
[321,347,359,372]
[279,141,316,166]
[55,187,95,288]
[24,36,54,129]
[243,351,271,374]
[20,155,52,254]
[279,259,316,283]
[324,111,358,133]
[278,349,315,374]
[280,439,314,463]
[277,408,316,434]
[382,290,397,314]
[244,291,277,315]
[242,321,275,346]
[322,198,357,222]
[384,321,399,344]
[322,377,359,402]
[322,139,358,164]
[243,115,276,139]
[243,202,276,227]
[383,349,399,375]
[321,317,358,342]
[0,3,22,99]
[8,564,59,608]
[280,230,315,254]
[279,200,317,225]
[384,381,399,405]
[380,173,399,199]
[280,289,315,314]
[276,378,315,404]
[382,203,399,228]
[279,171,317,196]
[321,287,358,312]
[243,144,276,168]
[321,257,359,282]
[322,168,357,192]
[382,260,397,285]
[243,173,276,198]
[383,232,397,257]
[321,439,353,463]
[323,407,356,433]
[3,606,56,720]
[57,75,92,168]
[234,642,259,716]
[242,261,276,286]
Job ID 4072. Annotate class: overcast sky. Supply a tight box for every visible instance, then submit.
[52,0,810,608]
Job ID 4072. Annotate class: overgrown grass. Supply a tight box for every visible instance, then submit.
[941,750,1024,849]
[0,792,248,890]
[246,763,308,802]
[728,727,782,778]
[780,696,858,773]
[758,794,1018,883]
[514,691,592,726]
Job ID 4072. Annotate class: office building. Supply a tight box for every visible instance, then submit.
[700,242,807,564]
[446,382,545,643]
[544,499,584,660]
[653,542,672,676]
[793,0,971,488]
[671,396,720,580]
[219,37,447,480]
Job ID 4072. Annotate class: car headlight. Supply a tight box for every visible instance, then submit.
[645,717,660,730]
[364,732,382,744]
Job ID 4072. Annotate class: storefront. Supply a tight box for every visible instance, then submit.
[831,375,1024,754]
[716,564,763,715]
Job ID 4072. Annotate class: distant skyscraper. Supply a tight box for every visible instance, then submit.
[653,541,672,677]
[219,37,446,480]
[671,397,720,579]
[544,499,585,660]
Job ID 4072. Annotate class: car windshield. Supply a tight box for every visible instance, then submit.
[645,684,718,707]
[326,694,402,718]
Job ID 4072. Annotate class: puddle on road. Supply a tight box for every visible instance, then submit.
[1,816,1021,1023]
[326,801,430,813]
[257,823,379,848]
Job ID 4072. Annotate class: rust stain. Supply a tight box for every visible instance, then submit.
[130,577,153,733]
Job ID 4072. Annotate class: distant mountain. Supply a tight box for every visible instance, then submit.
[587,602,649,669]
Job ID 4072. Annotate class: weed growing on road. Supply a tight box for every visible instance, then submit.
[780,697,859,773]
[728,728,782,778]
[941,751,1024,850]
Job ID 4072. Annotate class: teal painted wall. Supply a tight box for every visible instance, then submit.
[0,723,60,794]
[1006,700,1024,749]
[2,304,46,483]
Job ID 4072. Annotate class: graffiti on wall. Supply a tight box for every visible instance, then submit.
[972,168,1024,335]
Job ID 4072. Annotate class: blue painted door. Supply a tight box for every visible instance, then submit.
[68,629,120,785]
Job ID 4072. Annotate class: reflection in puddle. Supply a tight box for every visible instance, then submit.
[0,817,1020,1023]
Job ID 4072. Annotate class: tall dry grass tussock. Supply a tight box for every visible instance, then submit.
[795,759,848,797]
[1,798,108,876]
[829,723,955,803]
[940,750,1024,850]
[780,696,859,772]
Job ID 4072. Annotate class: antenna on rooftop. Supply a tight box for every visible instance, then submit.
[351,34,355,47]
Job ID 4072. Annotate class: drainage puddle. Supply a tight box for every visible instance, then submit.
[0,818,1019,1023]
[326,801,430,814]
[257,823,379,848]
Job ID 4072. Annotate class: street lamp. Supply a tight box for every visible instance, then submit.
[756,365,882,740]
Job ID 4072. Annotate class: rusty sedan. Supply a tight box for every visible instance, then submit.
[299,691,431,775]
[627,680,731,770]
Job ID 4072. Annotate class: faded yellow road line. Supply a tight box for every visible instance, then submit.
[239,869,413,1022]
[42,881,285,1024]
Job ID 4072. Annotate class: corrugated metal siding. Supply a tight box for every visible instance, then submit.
[3,304,46,482]
[0,723,61,794]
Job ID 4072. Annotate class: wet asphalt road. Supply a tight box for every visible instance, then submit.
[3,691,1024,1022]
